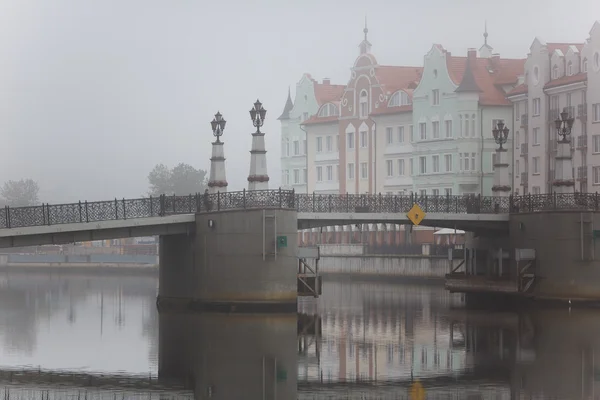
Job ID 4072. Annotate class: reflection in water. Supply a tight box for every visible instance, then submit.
[0,271,598,398]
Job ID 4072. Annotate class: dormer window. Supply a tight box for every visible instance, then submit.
[359,90,368,118]
[552,64,559,79]
[388,91,411,107]
[583,58,588,73]
[567,61,573,76]
[318,103,339,118]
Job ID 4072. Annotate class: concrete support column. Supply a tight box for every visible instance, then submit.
[553,139,575,194]
[158,233,195,303]
[248,130,269,190]
[208,139,228,194]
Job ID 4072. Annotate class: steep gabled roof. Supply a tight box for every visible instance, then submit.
[277,87,294,120]
[544,72,587,89]
[455,57,482,93]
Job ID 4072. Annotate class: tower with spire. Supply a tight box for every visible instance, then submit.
[479,21,494,58]
[359,16,371,55]
[278,87,294,121]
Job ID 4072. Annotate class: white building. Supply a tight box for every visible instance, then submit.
[278,74,344,194]
[507,21,600,194]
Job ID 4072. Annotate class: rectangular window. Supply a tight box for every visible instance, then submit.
[533,156,540,174]
[533,98,541,116]
[515,131,520,147]
[360,162,368,179]
[419,156,427,174]
[316,137,322,153]
[516,102,521,120]
[303,168,307,183]
[294,140,300,155]
[593,135,600,153]
[326,165,333,181]
[594,166,600,185]
[445,120,453,138]
[419,123,427,140]
[492,153,497,171]
[566,92,572,108]
[464,115,470,137]
[316,167,322,182]
[347,163,354,180]
[386,160,393,177]
[409,125,414,142]
[463,153,469,171]
[398,159,405,175]
[432,121,440,139]
[335,135,339,151]
[294,169,300,184]
[516,160,519,175]
[532,186,541,194]
[386,127,393,145]
[360,131,368,148]
[459,153,464,171]
[432,89,440,106]
[419,189,427,196]
[593,104,600,122]
[432,155,440,173]
[533,128,540,145]
[445,154,452,172]
[471,153,476,171]
[444,188,452,196]
[409,158,414,175]
[283,170,289,185]
[303,139,307,155]
[347,132,354,149]
[335,165,338,181]
[432,189,439,196]
[325,136,332,152]
[397,126,405,143]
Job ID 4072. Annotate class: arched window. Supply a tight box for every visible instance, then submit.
[359,90,368,118]
[567,61,573,76]
[318,103,339,117]
[388,91,411,107]
[582,58,588,73]
[552,64,559,79]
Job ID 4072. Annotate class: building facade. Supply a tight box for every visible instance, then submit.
[304,26,422,195]
[411,38,524,196]
[278,75,344,194]
[508,21,600,194]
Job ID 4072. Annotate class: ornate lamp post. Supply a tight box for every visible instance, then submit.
[491,121,511,197]
[552,107,575,194]
[207,111,228,194]
[247,99,270,190]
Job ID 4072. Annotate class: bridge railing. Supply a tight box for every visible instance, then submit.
[0,189,296,229]
[1,190,599,230]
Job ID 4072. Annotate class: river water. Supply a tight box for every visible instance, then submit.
[0,271,597,399]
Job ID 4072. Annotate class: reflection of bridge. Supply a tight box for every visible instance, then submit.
[0,191,597,248]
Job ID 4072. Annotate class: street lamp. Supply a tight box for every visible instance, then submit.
[210,111,226,143]
[492,120,510,150]
[250,99,267,134]
[555,107,575,143]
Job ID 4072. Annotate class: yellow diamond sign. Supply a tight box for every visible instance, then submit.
[407,203,425,226]
[410,380,425,400]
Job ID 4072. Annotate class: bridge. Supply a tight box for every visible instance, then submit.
[0,189,595,248]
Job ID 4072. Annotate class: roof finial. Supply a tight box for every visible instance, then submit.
[364,14,368,41]
[484,20,488,45]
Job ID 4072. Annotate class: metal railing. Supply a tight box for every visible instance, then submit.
[2,190,600,230]
[577,134,588,149]
[578,103,588,119]
[578,166,588,181]
[521,172,528,185]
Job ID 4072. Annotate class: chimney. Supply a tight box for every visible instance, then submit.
[322,78,330,85]
[467,48,477,60]
[490,53,500,70]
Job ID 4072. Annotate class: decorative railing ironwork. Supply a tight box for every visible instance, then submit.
[2,190,600,230]
[577,134,588,149]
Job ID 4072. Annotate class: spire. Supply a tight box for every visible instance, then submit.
[455,51,482,93]
[359,16,372,55]
[479,21,493,58]
[277,86,294,120]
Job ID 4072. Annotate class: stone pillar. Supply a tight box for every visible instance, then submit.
[247,130,269,190]
[492,148,511,196]
[553,139,575,194]
[208,138,228,194]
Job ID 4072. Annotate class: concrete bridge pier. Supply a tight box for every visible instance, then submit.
[158,208,298,313]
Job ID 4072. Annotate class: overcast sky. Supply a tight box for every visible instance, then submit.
[0,0,598,202]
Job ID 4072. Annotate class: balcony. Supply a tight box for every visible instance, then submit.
[521,113,528,127]
[578,166,588,181]
[577,135,588,149]
[548,108,560,122]
[520,143,528,156]
[521,172,528,185]
[578,103,588,120]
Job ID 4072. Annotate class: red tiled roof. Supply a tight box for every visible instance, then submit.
[443,50,526,106]
[506,83,528,97]
[547,42,584,54]
[301,115,339,126]
[304,74,345,106]
[375,66,423,93]
[371,105,413,116]
[544,72,587,89]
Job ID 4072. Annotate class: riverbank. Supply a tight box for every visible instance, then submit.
[0,263,158,276]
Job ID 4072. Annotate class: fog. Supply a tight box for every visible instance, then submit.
[0,0,598,203]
